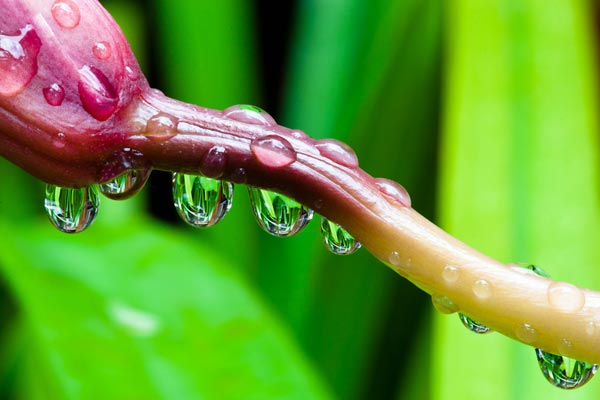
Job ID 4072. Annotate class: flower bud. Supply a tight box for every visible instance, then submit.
[0,0,148,186]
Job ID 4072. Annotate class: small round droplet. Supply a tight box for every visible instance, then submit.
[173,174,233,228]
[432,294,458,315]
[51,0,81,29]
[442,265,459,285]
[547,282,585,313]
[200,146,227,179]
[389,251,401,266]
[125,65,139,81]
[230,168,247,184]
[586,321,596,337]
[223,104,276,126]
[250,135,296,169]
[516,323,538,343]
[248,188,313,237]
[144,112,177,142]
[374,178,411,207]
[320,218,361,255]
[535,348,598,389]
[315,139,359,169]
[43,83,65,106]
[52,132,66,148]
[473,279,492,300]
[92,41,112,60]
[99,169,150,200]
[78,65,118,121]
[44,185,99,233]
[0,25,41,97]
[458,313,492,334]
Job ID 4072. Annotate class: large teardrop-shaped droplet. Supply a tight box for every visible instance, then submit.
[247,188,313,237]
[458,313,492,334]
[99,169,150,200]
[320,218,361,255]
[517,263,599,389]
[535,349,597,389]
[44,185,99,233]
[172,173,233,227]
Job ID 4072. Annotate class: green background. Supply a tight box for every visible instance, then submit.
[0,0,599,398]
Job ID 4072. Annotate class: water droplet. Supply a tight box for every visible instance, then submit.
[125,65,139,81]
[99,169,150,200]
[230,167,247,184]
[248,188,313,237]
[518,263,551,278]
[320,217,361,255]
[78,65,118,121]
[315,139,359,168]
[250,135,296,169]
[44,185,99,233]
[442,265,459,284]
[547,282,585,313]
[458,313,492,334]
[92,41,112,60]
[51,0,81,29]
[223,104,276,126]
[516,323,538,343]
[200,146,227,179]
[375,178,411,207]
[389,251,400,266]
[586,321,596,336]
[473,279,492,300]
[52,132,66,148]
[43,83,65,106]
[290,130,307,139]
[0,25,41,97]
[144,112,177,141]
[172,174,233,227]
[535,348,597,389]
[432,294,458,314]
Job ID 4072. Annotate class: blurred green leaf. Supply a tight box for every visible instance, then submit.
[0,217,331,399]
[436,0,600,399]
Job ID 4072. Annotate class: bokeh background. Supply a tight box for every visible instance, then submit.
[0,0,599,399]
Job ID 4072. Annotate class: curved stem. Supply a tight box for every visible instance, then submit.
[116,90,600,364]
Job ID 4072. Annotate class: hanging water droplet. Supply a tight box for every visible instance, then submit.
[0,25,41,97]
[535,349,597,389]
[78,65,118,121]
[172,174,233,227]
[458,313,492,334]
[320,217,361,255]
[515,262,599,389]
[51,0,81,29]
[43,83,65,106]
[99,169,150,200]
[44,185,99,233]
[248,188,313,237]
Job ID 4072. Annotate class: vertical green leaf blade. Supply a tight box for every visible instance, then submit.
[437,0,600,399]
